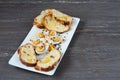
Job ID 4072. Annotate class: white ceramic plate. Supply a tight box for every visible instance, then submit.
[8,17,80,76]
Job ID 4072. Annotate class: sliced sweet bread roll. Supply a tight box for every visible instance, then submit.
[33,9,52,28]
[50,9,73,25]
[18,43,37,66]
[35,49,61,71]
[42,14,70,33]
[33,9,73,32]
[33,11,46,28]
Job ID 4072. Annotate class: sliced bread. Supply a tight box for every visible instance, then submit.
[33,9,73,32]
[18,43,37,66]
[50,9,73,25]
[42,14,70,33]
[33,11,46,28]
[33,9,52,28]
[35,49,61,71]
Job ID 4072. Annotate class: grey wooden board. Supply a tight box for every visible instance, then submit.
[0,0,120,80]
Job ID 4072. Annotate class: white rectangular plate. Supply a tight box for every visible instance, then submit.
[8,17,80,76]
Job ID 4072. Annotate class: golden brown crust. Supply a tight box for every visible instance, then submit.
[18,48,21,55]
[35,62,55,71]
[18,43,37,67]
[35,49,61,71]
[42,14,70,33]
[35,57,60,71]
[18,45,24,55]
[19,55,36,66]
[50,9,73,25]
[33,9,73,33]
[33,19,44,28]
[55,17,73,26]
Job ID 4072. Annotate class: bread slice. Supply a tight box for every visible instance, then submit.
[33,9,52,28]
[35,49,61,71]
[43,14,70,33]
[18,43,37,66]
[50,9,73,25]
[33,11,46,28]
[33,9,73,32]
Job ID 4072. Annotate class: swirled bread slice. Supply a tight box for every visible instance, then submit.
[18,43,37,66]
[35,49,61,71]
[50,9,73,25]
[33,11,46,28]
[33,9,52,28]
[43,14,70,33]
[33,9,73,32]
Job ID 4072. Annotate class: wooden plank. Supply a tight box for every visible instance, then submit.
[0,1,120,80]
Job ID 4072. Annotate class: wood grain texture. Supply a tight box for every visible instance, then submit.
[0,0,120,80]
